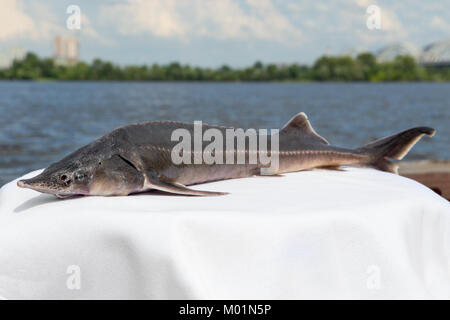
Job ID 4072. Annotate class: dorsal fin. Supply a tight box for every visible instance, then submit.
[281,112,329,145]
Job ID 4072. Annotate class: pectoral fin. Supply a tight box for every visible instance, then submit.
[147,176,228,196]
[118,151,146,173]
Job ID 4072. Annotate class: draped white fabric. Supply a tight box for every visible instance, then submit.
[0,168,449,299]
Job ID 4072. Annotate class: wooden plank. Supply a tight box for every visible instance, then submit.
[399,161,450,201]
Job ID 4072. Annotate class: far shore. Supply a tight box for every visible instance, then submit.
[2,52,450,82]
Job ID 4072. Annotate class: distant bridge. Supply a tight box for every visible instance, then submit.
[376,39,450,67]
[420,40,450,67]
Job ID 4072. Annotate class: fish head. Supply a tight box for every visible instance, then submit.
[17,153,145,198]
[17,157,100,198]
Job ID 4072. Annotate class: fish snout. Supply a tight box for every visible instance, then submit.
[16,178,54,194]
[17,179,36,190]
[17,180,27,188]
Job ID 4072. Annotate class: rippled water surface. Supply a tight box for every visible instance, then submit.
[0,81,449,186]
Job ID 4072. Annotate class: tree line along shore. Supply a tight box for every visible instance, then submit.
[1,52,449,82]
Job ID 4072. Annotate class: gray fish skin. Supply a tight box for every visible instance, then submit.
[17,112,435,198]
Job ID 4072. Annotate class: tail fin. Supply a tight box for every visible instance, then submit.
[358,127,435,174]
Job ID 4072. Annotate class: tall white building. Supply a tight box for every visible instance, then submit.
[54,36,79,66]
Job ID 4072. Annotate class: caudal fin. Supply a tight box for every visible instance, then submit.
[358,127,435,174]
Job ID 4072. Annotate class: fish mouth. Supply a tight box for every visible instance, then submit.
[55,193,72,199]
[17,179,73,198]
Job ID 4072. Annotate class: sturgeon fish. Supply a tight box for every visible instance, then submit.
[17,112,435,198]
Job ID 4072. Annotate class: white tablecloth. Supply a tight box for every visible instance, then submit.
[0,167,449,299]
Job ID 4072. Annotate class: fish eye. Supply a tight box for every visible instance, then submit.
[60,174,67,181]
[74,170,88,183]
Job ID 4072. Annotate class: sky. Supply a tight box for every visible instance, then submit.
[0,0,449,67]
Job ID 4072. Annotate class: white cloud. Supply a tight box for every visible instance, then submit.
[80,13,115,46]
[331,0,408,48]
[355,0,407,36]
[27,1,66,40]
[100,0,186,37]
[0,1,110,44]
[0,0,35,40]
[100,0,303,44]
[431,16,450,33]
[379,8,406,36]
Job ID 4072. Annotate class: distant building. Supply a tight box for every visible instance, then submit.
[0,47,26,69]
[54,36,79,66]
